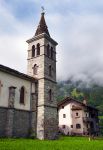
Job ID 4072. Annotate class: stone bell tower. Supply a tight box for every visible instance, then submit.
[26,11,58,139]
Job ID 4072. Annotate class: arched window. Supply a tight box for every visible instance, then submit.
[37,43,40,56]
[48,89,52,101]
[51,47,53,59]
[47,44,50,57]
[32,45,35,57]
[49,65,52,76]
[20,86,25,104]
[33,64,38,75]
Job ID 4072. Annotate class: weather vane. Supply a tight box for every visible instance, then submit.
[41,6,45,13]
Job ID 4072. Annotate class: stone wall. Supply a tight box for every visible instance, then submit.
[0,107,36,138]
[0,107,7,137]
[27,23,58,140]
[13,110,30,137]
[44,106,58,139]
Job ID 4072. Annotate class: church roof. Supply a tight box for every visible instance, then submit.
[35,12,50,37]
[0,64,38,82]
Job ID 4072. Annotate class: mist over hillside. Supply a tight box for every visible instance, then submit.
[57,77,103,116]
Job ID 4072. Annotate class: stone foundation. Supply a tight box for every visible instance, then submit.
[0,107,36,138]
[13,109,30,137]
[0,107,7,137]
[44,106,58,139]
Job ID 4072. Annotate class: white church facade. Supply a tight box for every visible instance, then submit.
[0,12,58,140]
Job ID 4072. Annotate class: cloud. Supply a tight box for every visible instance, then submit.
[56,13,103,85]
[0,35,27,72]
[0,1,30,73]
[0,1,103,85]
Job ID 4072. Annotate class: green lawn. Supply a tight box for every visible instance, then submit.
[0,136,103,150]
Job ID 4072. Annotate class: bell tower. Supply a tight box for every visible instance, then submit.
[26,12,58,139]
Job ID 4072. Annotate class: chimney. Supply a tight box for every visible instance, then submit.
[83,98,87,105]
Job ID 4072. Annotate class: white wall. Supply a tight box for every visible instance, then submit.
[72,108,83,134]
[0,71,34,110]
[58,103,72,135]
[58,102,88,135]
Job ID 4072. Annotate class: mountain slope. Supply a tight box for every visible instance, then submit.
[57,79,103,115]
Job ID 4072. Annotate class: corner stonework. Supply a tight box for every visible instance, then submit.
[26,12,58,140]
[6,86,16,137]
[30,92,38,137]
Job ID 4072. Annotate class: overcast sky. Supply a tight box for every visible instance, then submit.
[0,0,103,85]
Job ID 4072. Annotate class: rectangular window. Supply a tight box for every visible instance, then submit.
[20,86,25,104]
[87,124,89,128]
[62,106,64,109]
[63,114,66,118]
[0,81,2,93]
[76,124,81,129]
[62,125,65,129]
[76,112,78,116]
[49,65,52,76]
[51,47,53,59]
[48,89,52,101]
[71,125,73,128]
[86,113,88,117]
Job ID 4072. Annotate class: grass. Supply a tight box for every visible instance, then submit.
[0,136,103,150]
[99,116,103,119]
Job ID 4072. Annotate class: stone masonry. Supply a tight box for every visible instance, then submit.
[0,12,58,140]
[26,12,58,139]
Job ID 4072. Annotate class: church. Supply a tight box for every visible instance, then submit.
[0,11,58,140]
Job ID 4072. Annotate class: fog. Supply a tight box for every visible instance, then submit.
[0,0,103,85]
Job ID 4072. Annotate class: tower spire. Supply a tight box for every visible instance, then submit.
[27,10,58,140]
[35,9,50,37]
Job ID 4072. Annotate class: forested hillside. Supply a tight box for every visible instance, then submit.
[57,78,103,134]
[57,79,103,116]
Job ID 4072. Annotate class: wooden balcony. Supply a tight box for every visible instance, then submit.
[83,117,93,122]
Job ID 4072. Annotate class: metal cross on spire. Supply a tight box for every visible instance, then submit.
[41,6,45,14]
